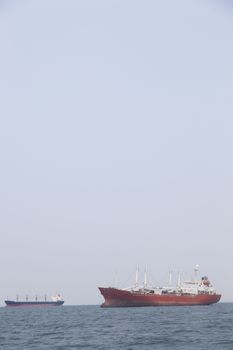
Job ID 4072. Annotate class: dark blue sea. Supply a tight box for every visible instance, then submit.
[0,303,233,349]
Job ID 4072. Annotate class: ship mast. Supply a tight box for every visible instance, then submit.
[143,267,148,288]
[194,264,199,282]
[135,266,139,288]
[177,271,181,287]
[169,271,172,286]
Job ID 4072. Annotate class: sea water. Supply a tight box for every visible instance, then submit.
[0,303,233,349]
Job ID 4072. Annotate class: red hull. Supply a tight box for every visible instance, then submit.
[99,287,221,307]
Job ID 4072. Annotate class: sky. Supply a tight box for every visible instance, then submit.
[0,0,233,305]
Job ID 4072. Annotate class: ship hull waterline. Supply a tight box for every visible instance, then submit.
[99,287,221,308]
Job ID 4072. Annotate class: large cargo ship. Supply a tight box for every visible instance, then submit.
[5,294,64,307]
[99,266,221,307]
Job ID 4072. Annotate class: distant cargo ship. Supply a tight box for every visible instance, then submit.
[99,266,221,307]
[5,294,64,307]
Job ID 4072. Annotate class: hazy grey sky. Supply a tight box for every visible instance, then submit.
[0,0,233,304]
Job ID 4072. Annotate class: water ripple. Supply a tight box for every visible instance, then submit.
[0,304,233,349]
